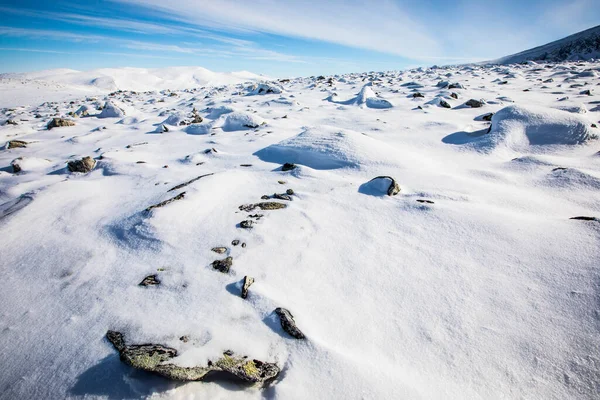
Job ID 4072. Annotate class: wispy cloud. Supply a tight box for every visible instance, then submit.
[110,0,443,59]
[0,26,306,63]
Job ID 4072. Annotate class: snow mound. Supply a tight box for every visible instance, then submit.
[222,112,265,131]
[487,105,596,149]
[249,82,283,95]
[98,101,126,118]
[207,105,235,119]
[185,123,212,135]
[162,112,188,126]
[328,83,393,109]
[254,125,398,170]
[11,157,52,172]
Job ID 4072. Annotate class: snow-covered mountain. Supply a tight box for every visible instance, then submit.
[0,67,266,107]
[492,24,600,64]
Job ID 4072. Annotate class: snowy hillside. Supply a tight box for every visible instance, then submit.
[1,59,600,400]
[0,67,265,108]
[493,24,600,64]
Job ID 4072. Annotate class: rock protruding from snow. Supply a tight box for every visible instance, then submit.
[360,176,401,196]
[11,157,52,173]
[98,101,125,118]
[488,105,597,148]
[275,308,305,339]
[106,331,280,383]
[47,118,75,129]
[67,156,96,173]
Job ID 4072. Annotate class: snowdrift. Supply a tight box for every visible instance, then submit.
[487,105,596,149]
[254,125,398,169]
[328,83,393,109]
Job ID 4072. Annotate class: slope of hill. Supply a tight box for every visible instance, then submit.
[0,67,266,107]
[492,24,600,64]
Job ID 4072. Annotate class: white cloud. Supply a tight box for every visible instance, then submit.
[111,0,443,59]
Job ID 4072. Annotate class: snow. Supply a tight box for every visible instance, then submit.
[98,100,126,119]
[487,104,596,149]
[221,112,266,131]
[1,60,600,400]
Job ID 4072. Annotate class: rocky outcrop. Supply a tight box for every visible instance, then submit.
[7,140,27,149]
[465,99,485,108]
[145,192,186,212]
[106,331,279,383]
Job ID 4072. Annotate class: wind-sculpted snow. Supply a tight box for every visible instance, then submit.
[0,59,599,400]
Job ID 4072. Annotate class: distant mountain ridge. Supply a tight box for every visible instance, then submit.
[491,24,600,64]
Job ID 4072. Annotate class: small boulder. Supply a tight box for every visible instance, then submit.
[211,247,228,254]
[281,163,297,171]
[465,99,485,108]
[139,275,160,286]
[240,220,253,229]
[241,276,255,299]
[212,257,233,273]
[6,140,27,149]
[67,156,96,173]
[275,308,305,339]
[47,118,75,129]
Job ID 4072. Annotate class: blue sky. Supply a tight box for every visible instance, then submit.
[0,0,599,77]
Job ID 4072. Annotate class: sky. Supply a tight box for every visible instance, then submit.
[0,0,598,77]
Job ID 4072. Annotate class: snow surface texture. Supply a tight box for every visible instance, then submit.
[1,60,600,400]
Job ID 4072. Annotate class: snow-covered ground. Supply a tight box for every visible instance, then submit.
[0,61,599,399]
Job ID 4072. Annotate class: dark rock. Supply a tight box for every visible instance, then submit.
[448,83,464,89]
[240,164,252,167]
[167,173,214,192]
[241,276,254,299]
[7,140,27,149]
[5,119,18,126]
[281,163,297,171]
[212,256,233,273]
[47,118,75,129]
[67,156,96,173]
[482,113,494,121]
[10,158,22,173]
[450,92,458,99]
[232,240,240,246]
[465,99,485,108]
[106,331,280,383]
[145,192,186,212]
[261,195,270,200]
[273,193,292,201]
[570,216,597,221]
[439,99,451,109]
[139,274,160,286]
[211,247,227,254]
[275,308,305,339]
[580,89,592,96]
[417,199,435,204]
[179,336,189,343]
[241,243,246,248]
[285,189,294,195]
[240,220,253,229]
[278,180,286,184]
[239,202,287,212]
[412,92,424,98]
